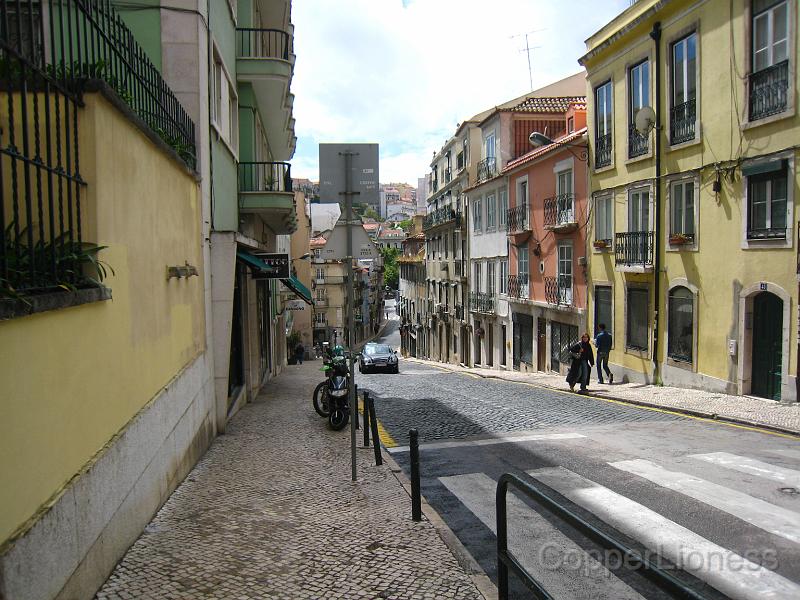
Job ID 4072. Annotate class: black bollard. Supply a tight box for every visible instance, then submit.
[368,395,382,466]
[409,428,421,521]
[354,384,359,430]
[362,391,371,447]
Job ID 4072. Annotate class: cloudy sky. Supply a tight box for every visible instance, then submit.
[290,0,630,185]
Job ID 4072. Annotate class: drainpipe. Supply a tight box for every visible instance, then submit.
[650,22,662,383]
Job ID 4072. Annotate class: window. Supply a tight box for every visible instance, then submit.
[557,242,573,305]
[316,288,326,301]
[474,262,482,292]
[211,48,238,149]
[595,195,613,244]
[487,262,496,295]
[594,286,612,337]
[551,322,579,368]
[628,60,650,157]
[498,189,508,228]
[473,199,483,232]
[628,189,651,231]
[316,267,325,281]
[750,0,790,120]
[595,81,613,167]
[518,244,529,279]
[499,259,508,294]
[668,286,694,363]
[670,180,695,238]
[486,194,496,229]
[567,117,575,133]
[518,179,528,207]
[627,287,649,351]
[556,169,574,224]
[670,33,697,144]
[747,165,787,238]
[485,132,496,159]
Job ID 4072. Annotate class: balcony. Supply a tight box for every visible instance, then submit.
[507,274,529,300]
[423,206,460,231]
[506,204,529,234]
[444,167,452,184]
[469,292,495,314]
[235,28,295,160]
[615,231,654,271]
[238,162,297,233]
[453,305,465,321]
[477,157,497,183]
[628,124,649,158]
[457,151,465,171]
[544,276,573,306]
[454,259,467,279]
[595,134,612,168]
[670,98,696,145]
[543,195,577,233]
[749,60,789,121]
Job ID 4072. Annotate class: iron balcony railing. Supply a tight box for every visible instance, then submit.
[506,204,528,233]
[628,123,649,158]
[749,60,789,121]
[469,291,495,314]
[544,276,573,306]
[615,231,654,267]
[543,194,575,228]
[507,274,529,299]
[595,133,612,168]
[477,157,497,182]
[423,205,459,231]
[670,98,696,145]
[238,162,293,193]
[235,28,292,60]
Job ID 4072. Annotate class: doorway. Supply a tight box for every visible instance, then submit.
[487,325,494,366]
[537,318,547,371]
[751,292,783,400]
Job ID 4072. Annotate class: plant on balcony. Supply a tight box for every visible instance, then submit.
[669,233,692,245]
[593,239,609,249]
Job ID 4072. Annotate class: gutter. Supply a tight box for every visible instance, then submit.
[651,22,662,383]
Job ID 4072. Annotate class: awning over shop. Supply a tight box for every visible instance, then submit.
[281,275,313,305]
[236,250,276,273]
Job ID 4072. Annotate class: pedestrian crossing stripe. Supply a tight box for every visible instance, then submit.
[387,432,586,454]
[689,452,800,487]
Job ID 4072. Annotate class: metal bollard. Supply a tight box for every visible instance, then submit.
[410,428,421,521]
[362,391,371,447]
[368,395,382,466]
[354,384,359,430]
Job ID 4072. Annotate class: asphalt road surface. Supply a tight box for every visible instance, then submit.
[356,306,800,600]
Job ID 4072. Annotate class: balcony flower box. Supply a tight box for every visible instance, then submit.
[669,233,693,245]
[593,239,609,249]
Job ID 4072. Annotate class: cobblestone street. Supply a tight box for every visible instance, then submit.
[96,362,485,600]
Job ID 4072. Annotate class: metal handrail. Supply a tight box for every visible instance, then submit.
[238,162,293,193]
[236,28,291,60]
[496,472,707,600]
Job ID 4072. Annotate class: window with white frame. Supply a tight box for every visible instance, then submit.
[486,193,496,229]
[670,32,697,145]
[668,286,694,363]
[485,132,496,159]
[595,195,613,244]
[670,180,695,239]
[627,287,649,351]
[750,0,790,120]
[595,81,613,167]
[557,242,573,305]
[628,59,650,157]
[556,168,574,223]
[500,259,508,294]
[487,261,496,295]
[518,244,529,280]
[473,262,482,292]
[747,162,788,239]
[498,189,508,228]
[211,48,238,149]
[628,189,651,232]
[315,267,325,281]
[473,198,483,232]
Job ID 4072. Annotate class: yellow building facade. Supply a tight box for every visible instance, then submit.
[584,0,797,401]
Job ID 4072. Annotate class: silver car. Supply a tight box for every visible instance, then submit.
[359,343,399,374]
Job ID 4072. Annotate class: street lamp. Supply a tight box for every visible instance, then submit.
[528,131,589,165]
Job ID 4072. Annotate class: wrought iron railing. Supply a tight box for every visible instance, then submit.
[469,291,495,314]
[595,133,612,168]
[749,60,789,121]
[544,276,573,306]
[239,162,293,193]
[423,205,458,230]
[477,157,497,182]
[628,123,649,158]
[507,274,529,299]
[670,98,696,145]
[506,204,528,233]
[543,194,575,228]
[235,28,291,60]
[615,231,654,266]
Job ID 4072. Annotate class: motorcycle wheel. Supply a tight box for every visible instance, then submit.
[313,381,330,417]
[328,407,349,431]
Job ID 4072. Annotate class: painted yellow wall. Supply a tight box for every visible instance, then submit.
[0,93,204,544]
[585,0,798,390]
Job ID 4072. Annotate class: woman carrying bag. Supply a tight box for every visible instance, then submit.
[566,333,594,393]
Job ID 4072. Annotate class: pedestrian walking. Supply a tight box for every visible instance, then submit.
[594,323,614,384]
[294,342,305,365]
[566,333,594,393]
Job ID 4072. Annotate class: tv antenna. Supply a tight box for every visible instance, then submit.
[510,29,544,91]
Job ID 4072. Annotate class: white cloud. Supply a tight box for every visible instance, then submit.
[291,0,629,184]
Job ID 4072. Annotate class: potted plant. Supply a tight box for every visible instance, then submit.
[669,233,692,245]
[593,239,608,249]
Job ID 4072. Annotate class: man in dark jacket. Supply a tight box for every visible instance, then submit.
[595,323,613,384]
[566,333,594,392]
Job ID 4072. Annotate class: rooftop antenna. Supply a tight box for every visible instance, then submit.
[510,29,544,92]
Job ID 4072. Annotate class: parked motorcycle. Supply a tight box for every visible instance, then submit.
[312,349,350,430]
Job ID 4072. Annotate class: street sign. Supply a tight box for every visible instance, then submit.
[252,253,290,278]
[319,143,379,208]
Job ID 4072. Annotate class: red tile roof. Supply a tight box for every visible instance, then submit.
[503,96,586,114]
[503,127,588,172]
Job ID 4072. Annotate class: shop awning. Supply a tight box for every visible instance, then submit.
[236,250,276,273]
[281,275,313,305]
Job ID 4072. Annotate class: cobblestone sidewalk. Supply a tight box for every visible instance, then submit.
[407,358,800,436]
[96,362,486,600]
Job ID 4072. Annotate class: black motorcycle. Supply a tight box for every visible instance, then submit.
[312,354,350,430]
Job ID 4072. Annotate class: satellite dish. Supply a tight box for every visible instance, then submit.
[634,106,656,135]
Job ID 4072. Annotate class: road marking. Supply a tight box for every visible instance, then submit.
[439,472,645,600]
[610,459,800,544]
[386,432,585,454]
[529,467,800,600]
[689,452,800,487]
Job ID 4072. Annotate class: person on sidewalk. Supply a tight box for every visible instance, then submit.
[594,323,614,384]
[294,343,305,365]
[566,333,594,393]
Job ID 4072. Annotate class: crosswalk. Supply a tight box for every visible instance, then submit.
[439,449,800,599]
